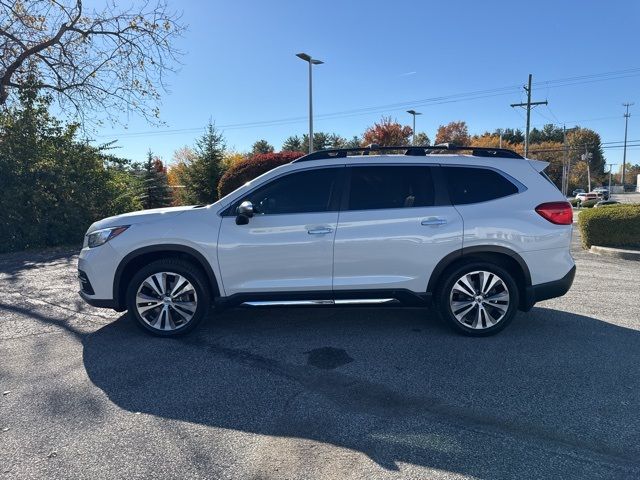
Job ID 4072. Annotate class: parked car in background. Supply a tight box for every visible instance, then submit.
[593,188,610,200]
[572,188,586,197]
[576,192,598,203]
[594,200,620,208]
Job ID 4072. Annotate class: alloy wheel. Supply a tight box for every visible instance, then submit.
[135,271,198,331]
[449,270,510,330]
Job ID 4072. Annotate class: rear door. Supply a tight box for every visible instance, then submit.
[332,164,463,293]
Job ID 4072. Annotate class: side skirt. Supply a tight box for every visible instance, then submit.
[214,289,432,309]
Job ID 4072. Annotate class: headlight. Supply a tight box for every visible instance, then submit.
[86,226,130,248]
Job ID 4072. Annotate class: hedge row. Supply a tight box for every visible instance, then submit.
[578,204,640,249]
[217,151,304,198]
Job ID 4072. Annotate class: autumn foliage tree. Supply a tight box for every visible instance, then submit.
[217,151,304,198]
[362,116,413,146]
[434,121,471,145]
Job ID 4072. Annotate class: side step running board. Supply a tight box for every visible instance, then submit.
[241,298,398,307]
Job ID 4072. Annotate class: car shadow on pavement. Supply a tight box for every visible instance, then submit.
[82,307,640,478]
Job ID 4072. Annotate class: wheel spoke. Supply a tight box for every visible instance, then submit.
[483,305,499,325]
[144,278,163,297]
[153,273,167,295]
[173,301,196,314]
[453,276,476,296]
[481,274,500,295]
[485,292,509,302]
[170,275,192,297]
[471,304,483,328]
[454,303,476,321]
[137,300,162,314]
[451,300,474,312]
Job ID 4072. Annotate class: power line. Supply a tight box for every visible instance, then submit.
[93,67,640,140]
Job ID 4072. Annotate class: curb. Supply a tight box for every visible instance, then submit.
[589,245,640,261]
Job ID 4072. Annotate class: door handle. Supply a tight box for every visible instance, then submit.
[421,217,447,226]
[307,227,333,235]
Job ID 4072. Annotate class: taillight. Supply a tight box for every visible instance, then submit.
[535,202,573,225]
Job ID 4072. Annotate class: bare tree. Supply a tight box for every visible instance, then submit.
[0,0,185,125]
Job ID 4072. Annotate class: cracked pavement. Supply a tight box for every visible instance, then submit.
[1,232,639,479]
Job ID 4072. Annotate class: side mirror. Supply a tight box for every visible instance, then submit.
[237,201,254,217]
[235,201,254,225]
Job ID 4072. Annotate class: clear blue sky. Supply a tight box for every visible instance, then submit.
[92,0,640,170]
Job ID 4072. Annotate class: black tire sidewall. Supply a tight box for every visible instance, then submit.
[126,259,210,336]
[437,262,519,336]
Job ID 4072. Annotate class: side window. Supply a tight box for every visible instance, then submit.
[443,167,519,205]
[347,166,435,211]
[238,168,340,215]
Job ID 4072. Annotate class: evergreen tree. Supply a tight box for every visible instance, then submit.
[182,121,226,204]
[251,139,275,155]
[282,135,304,152]
[413,132,431,146]
[343,136,362,148]
[0,83,141,252]
[140,150,172,209]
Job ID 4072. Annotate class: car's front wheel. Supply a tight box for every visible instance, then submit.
[436,262,519,336]
[126,259,210,336]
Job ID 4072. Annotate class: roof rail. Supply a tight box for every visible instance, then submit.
[292,144,524,162]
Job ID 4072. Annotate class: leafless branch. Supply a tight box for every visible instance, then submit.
[0,0,185,126]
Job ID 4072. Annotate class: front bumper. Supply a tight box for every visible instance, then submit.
[79,290,119,309]
[521,265,576,311]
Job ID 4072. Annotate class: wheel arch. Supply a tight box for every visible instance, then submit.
[427,246,532,310]
[113,244,220,310]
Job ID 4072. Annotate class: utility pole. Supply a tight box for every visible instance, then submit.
[511,74,548,157]
[622,102,633,187]
[582,146,593,192]
[562,126,568,195]
[496,128,504,148]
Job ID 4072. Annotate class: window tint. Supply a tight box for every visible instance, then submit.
[347,166,435,211]
[240,168,339,215]
[443,167,519,205]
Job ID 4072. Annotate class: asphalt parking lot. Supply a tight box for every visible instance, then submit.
[1,231,639,480]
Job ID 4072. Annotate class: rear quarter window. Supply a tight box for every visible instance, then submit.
[443,167,520,205]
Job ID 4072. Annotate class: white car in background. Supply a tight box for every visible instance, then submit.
[78,144,575,337]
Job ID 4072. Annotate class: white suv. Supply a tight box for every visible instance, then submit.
[78,145,576,337]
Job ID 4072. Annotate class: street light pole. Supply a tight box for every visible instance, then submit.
[296,53,324,153]
[607,163,618,193]
[622,102,633,187]
[406,110,422,145]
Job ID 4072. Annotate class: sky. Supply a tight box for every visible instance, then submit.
[90,0,640,170]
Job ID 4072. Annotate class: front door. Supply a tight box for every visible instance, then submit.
[217,166,343,296]
[333,165,463,293]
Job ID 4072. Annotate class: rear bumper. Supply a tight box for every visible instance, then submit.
[521,265,576,311]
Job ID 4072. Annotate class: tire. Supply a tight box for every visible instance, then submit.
[436,262,519,337]
[126,258,211,337]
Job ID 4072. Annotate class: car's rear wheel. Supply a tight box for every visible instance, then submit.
[436,262,519,336]
[126,259,210,336]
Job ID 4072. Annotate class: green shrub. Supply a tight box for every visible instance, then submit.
[569,198,579,207]
[217,151,304,198]
[578,204,640,249]
[580,199,598,208]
